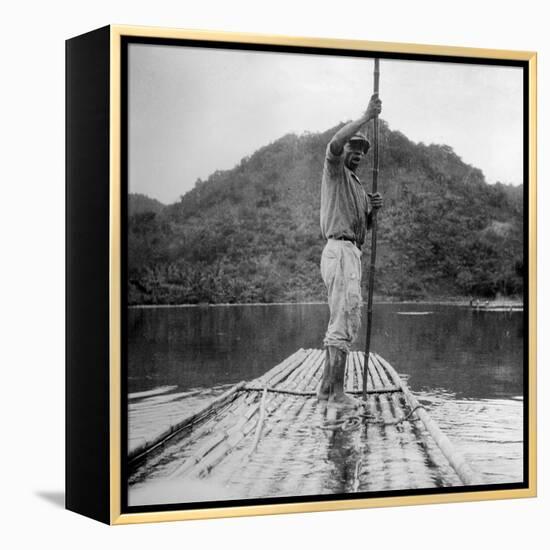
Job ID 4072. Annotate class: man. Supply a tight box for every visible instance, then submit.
[318,94,383,409]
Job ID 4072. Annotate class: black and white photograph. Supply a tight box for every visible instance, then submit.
[123,39,527,510]
[6,0,550,542]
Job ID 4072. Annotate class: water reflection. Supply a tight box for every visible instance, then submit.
[322,409,362,494]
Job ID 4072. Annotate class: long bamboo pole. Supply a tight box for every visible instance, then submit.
[363,58,381,400]
[132,349,309,467]
[376,353,481,485]
[168,350,318,480]
[186,350,324,479]
[128,380,246,464]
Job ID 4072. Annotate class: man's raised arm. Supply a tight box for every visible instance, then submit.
[328,94,382,156]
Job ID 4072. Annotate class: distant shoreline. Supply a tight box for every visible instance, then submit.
[129,298,523,309]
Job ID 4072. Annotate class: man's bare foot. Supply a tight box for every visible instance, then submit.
[327,392,362,410]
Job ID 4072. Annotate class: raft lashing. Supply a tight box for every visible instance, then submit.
[128,349,481,501]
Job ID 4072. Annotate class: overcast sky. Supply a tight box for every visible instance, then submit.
[128,43,523,204]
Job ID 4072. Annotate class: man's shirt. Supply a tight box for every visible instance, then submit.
[320,143,369,247]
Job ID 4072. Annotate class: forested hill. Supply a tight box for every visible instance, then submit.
[128,121,523,305]
[128,193,165,215]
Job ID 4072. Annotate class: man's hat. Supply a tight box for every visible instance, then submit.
[348,132,370,153]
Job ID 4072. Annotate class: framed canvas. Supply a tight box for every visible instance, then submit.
[66,25,537,525]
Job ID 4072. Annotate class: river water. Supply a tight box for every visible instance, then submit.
[128,303,524,497]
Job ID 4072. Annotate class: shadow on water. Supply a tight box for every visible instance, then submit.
[323,411,362,494]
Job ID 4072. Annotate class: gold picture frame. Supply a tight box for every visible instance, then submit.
[66,24,537,525]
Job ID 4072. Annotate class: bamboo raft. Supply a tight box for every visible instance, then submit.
[469,301,523,312]
[472,305,523,312]
[128,349,480,503]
